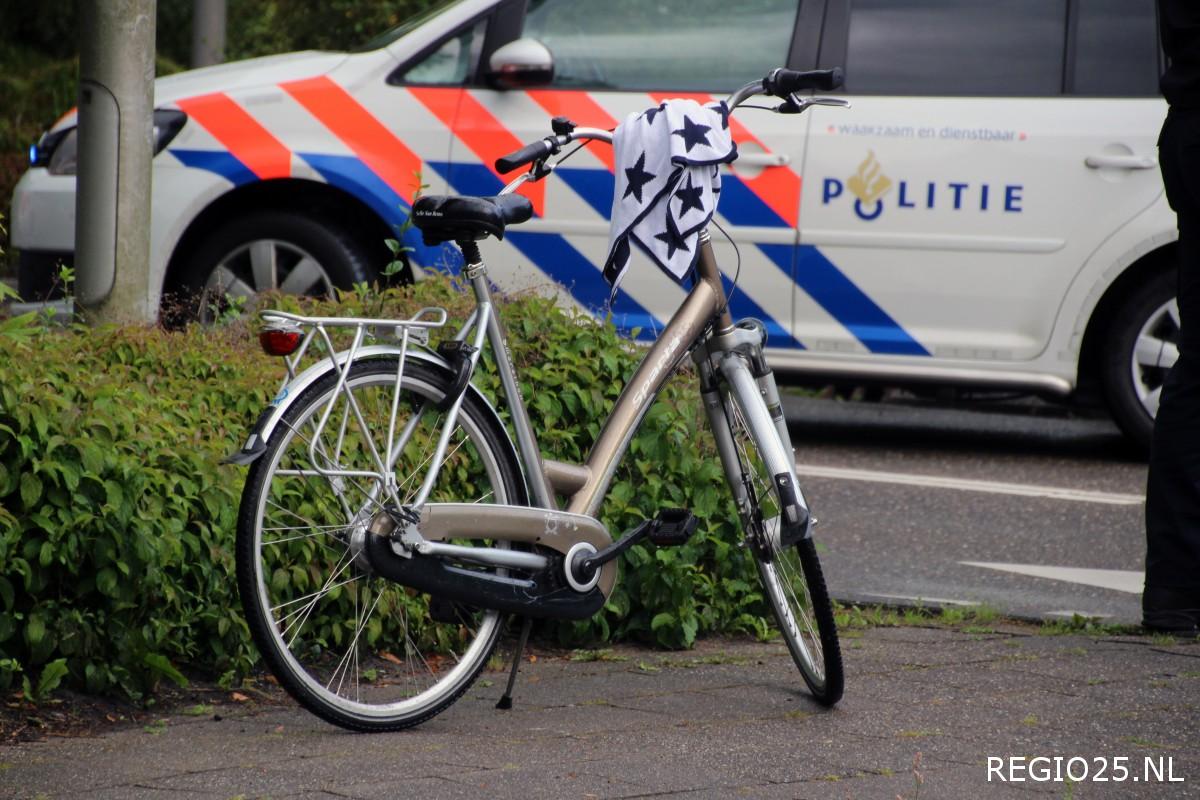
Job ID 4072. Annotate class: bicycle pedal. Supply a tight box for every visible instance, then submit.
[648,508,698,547]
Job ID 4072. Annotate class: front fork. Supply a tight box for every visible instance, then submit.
[694,321,811,551]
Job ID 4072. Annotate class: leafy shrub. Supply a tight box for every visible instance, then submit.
[0,278,774,699]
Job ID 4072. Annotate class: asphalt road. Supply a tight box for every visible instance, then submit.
[782,394,1149,624]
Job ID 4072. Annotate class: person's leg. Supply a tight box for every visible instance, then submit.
[1145,109,1200,632]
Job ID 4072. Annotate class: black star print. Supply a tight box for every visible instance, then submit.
[642,103,665,127]
[674,175,705,217]
[604,237,630,284]
[710,102,730,130]
[623,151,656,203]
[673,116,712,153]
[654,216,691,260]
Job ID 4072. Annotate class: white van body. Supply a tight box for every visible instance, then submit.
[11,0,1173,444]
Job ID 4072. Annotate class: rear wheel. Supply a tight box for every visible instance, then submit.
[1102,269,1177,450]
[236,359,524,731]
[724,391,844,706]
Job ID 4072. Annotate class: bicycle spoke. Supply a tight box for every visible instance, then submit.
[241,360,514,729]
[328,585,384,699]
[277,552,356,646]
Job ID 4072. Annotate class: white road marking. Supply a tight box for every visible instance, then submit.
[961,562,1144,594]
[794,463,1143,506]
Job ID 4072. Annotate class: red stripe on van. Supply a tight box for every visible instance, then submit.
[176,93,292,180]
[526,91,618,172]
[649,92,800,228]
[409,87,545,217]
[281,76,423,203]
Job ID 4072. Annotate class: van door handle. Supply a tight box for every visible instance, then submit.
[736,152,791,168]
[1084,154,1158,170]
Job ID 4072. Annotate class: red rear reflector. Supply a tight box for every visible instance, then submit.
[259,329,302,356]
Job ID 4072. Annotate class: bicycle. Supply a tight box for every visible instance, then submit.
[228,67,849,732]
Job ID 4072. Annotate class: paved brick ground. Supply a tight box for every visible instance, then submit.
[3,625,1198,799]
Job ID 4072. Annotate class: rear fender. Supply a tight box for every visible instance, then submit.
[227,345,523,493]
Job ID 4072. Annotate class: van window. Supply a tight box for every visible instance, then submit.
[844,0,1067,96]
[1072,0,1159,97]
[522,0,799,92]
[400,18,487,85]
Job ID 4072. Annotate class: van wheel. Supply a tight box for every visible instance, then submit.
[1101,269,1179,450]
[168,211,376,323]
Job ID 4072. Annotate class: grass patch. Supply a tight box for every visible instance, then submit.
[1123,736,1174,750]
[1038,614,1138,636]
[568,649,628,663]
[835,602,1004,631]
[897,729,940,739]
[181,703,213,717]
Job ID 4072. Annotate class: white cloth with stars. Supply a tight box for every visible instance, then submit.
[603,98,737,295]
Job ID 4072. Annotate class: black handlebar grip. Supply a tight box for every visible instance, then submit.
[767,67,844,95]
[495,139,554,174]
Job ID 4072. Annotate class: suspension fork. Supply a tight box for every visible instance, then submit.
[696,354,750,515]
[695,325,810,537]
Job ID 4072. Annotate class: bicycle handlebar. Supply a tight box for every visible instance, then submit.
[763,67,844,96]
[495,138,557,174]
[493,66,844,175]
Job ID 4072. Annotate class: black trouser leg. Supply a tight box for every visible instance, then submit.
[1145,109,1200,616]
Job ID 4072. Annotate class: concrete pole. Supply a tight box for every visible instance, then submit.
[75,0,157,325]
[191,0,227,68]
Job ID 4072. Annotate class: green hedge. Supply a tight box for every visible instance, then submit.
[0,279,773,699]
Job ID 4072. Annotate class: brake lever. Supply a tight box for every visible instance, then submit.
[776,93,852,114]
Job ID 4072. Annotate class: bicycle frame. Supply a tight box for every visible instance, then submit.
[457,228,733,518]
[234,68,845,728]
[428,219,810,581]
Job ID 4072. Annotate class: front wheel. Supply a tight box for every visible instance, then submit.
[236,358,524,731]
[170,211,377,324]
[724,384,844,705]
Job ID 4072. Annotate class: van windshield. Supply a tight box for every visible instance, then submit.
[352,0,471,52]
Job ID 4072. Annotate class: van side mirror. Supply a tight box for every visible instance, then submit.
[487,38,554,89]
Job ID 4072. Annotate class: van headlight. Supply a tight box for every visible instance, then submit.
[31,109,188,176]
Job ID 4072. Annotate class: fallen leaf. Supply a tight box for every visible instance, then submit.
[231,692,250,703]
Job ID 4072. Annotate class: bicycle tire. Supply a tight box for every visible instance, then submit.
[724,386,844,705]
[236,358,525,731]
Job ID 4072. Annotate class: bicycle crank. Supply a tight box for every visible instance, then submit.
[362,503,616,621]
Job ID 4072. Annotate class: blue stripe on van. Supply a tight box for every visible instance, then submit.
[297,152,457,271]
[718,174,792,229]
[793,245,929,356]
[427,161,660,339]
[711,248,803,349]
[554,167,616,219]
[171,149,258,186]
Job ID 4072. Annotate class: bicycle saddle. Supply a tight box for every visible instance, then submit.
[411,194,533,245]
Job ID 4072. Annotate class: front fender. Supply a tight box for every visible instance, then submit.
[226,345,521,494]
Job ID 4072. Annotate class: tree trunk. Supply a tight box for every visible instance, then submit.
[75,0,157,325]
[191,0,227,68]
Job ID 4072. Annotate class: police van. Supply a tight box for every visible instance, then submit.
[11,0,1171,446]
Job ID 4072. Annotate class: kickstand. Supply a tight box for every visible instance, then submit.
[496,617,533,710]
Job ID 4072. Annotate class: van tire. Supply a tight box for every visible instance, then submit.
[1101,269,1178,451]
[166,211,376,323]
